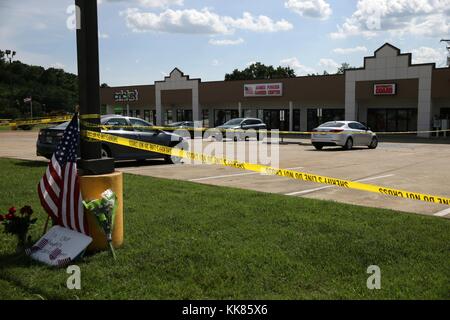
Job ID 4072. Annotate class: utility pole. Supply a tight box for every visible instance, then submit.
[75,0,113,175]
[441,39,450,67]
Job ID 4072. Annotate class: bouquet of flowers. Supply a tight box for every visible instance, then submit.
[1,206,37,252]
[83,189,118,260]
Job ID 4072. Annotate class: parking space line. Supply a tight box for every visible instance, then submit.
[434,208,450,217]
[285,174,395,196]
[189,166,304,182]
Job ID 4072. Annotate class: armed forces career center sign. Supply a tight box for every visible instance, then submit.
[244,83,283,97]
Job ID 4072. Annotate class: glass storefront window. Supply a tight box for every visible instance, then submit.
[144,110,150,122]
[367,108,417,132]
[243,109,258,118]
[214,109,239,126]
[176,109,193,122]
[293,110,301,131]
[307,108,344,131]
[166,110,173,124]
[202,110,209,127]
[441,108,450,119]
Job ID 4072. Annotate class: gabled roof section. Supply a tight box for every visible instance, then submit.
[346,42,437,72]
[155,67,201,83]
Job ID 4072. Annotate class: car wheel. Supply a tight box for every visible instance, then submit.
[165,143,184,164]
[343,138,353,150]
[101,146,111,158]
[233,136,238,142]
[368,137,378,149]
[313,143,323,150]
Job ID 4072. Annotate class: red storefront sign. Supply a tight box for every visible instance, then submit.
[374,84,396,95]
[244,83,283,97]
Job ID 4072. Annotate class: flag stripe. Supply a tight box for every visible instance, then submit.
[39,179,58,217]
[61,164,70,229]
[41,170,60,208]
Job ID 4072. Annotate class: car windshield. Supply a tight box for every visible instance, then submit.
[223,119,243,126]
[319,122,345,128]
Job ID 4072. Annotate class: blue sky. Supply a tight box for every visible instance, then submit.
[0,0,448,86]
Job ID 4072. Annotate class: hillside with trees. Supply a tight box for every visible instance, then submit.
[0,50,79,119]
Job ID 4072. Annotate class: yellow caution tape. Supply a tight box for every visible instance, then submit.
[0,115,73,127]
[79,114,100,120]
[82,130,450,206]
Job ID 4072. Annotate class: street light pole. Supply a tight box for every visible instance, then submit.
[75,0,114,175]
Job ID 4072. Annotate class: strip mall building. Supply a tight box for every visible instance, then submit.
[100,43,450,137]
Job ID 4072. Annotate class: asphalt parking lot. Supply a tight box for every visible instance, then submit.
[1,130,449,218]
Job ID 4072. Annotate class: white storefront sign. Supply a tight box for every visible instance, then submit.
[114,89,139,102]
[244,83,283,97]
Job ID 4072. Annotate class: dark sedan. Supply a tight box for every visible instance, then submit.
[36,115,187,163]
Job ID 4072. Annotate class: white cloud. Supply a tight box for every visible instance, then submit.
[333,46,367,54]
[330,0,450,39]
[211,59,220,66]
[280,57,316,75]
[100,0,184,8]
[411,46,447,66]
[318,58,340,73]
[99,32,110,39]
[121,8,293,34]
[285,0,332,20]
[138,0,184,8]
[209,38,244,46]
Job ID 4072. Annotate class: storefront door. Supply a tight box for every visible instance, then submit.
[177,109,193,122]
[263,109,289,130]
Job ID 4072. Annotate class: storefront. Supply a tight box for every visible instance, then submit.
[100,43,450,137]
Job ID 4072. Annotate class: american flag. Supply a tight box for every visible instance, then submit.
[38,114,88,235]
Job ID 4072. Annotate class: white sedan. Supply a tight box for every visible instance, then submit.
[311,121,378,150]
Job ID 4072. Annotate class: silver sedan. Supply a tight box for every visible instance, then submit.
[311,121,378,150]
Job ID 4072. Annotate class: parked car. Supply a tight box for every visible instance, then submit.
[166,121,196,138]
[210,118,267,141]
[311,121,378,150]
[36,115,187,163]
[166,121,195,129]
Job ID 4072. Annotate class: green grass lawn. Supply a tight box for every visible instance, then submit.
[0,158,449,300]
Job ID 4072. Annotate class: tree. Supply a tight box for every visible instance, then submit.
[100,83,110,88]
[225,62,296,81]
[336,62,355,74]
[0,57,79,118]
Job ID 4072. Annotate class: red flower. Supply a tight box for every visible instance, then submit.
[8,207,16,215]
[5,213,14,220]
[20,205,33,216]
[0,215,4,221]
